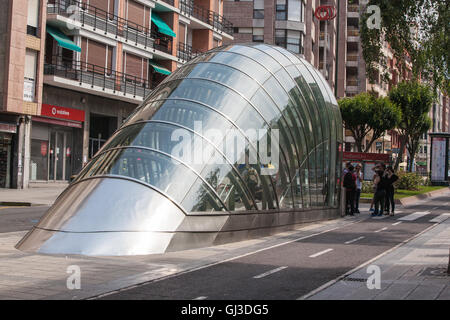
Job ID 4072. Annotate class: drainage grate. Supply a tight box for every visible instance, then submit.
[419,267,449,277]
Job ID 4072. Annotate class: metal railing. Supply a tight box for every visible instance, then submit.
[348,5,359,12]
[160,0,175,6]
[177,42,203,61]
[44,55,159,99]
[347,29,360,37]
[47,0,172,54]
[347,54,358,61]
[346,79,358,87]
[179,1,233,35]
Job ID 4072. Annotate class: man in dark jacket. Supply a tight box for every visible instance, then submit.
[384,166,399,216]
[343,165,357,216]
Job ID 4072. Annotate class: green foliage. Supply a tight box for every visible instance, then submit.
[361,180,375,193]
[394,172,423,191]
[360,0,449,93]
[389,81,433,171]
[339,93,401,152]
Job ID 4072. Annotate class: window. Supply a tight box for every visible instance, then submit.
[276,5,287,20]
[253,9,264,19]
[233,27,239,33]
[27,0,39,36]
[252,35,264,42]
[288,0,301,22]
[24,49,37,102]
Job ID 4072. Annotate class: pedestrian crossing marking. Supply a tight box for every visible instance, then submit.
[398,211,431,221]
[429,213,450,223]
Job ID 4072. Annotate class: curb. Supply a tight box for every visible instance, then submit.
[359,187,450,205]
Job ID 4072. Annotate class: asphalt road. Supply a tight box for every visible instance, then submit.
[94,195,449,300]
[1,195,448,300]
[0,205,50,233]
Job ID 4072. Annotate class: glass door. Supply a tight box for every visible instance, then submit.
[48,130,73,181]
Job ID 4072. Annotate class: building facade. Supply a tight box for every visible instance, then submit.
[223,0,320,68]
[0,0,233,188]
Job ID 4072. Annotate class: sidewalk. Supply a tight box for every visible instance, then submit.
[306,216,450,300]
[0,184,67,206]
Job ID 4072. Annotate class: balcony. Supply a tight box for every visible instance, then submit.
[348,5,359,12]
[347,29,360,37]
[179,1,233,35]
[161,0,175,5]
[44,56,160,102]
[47,0,172,54]
[177,42,203,62]
[346,53,358,67]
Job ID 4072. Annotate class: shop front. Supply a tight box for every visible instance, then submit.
[0,122,16,188]
[30,104,84,182]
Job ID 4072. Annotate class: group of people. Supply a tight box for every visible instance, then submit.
[343,162,398,217]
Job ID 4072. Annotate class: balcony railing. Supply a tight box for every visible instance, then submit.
[44,55,159,99]
[347,54,358,61]
[348,5,359,12]
[160,0,175,6]
[177,42,203,61]
[179,1,233,35]
[346,79,358,87]
[47,0,172,54]
[347,29,360,37]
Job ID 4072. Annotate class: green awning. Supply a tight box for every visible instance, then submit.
[151,13,176,37]
[149,61,171,75]
[46,25,81,52]
[416,161,427,166]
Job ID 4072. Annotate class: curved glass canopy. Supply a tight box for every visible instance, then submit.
[83,43,343,213]
[16,44,343,256]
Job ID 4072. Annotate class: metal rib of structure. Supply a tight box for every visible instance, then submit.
[16,44,343,256]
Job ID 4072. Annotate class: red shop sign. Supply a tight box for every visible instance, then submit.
[41,104,85,122]
[40,141,48,156]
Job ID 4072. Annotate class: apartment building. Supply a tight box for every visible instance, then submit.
[0,0,233,188]
[223,0,320,67]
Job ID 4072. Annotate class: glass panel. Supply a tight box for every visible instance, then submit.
[49,131,56,180]
[76,147,225,212]
[65,132,73,181]
[295,61,327,206]
[30,139,49,181]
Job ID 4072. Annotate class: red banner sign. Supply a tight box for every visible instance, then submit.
[41,104,85,122]
[343,152,390,162]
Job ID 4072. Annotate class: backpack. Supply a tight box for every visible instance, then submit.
[343,172,355,189]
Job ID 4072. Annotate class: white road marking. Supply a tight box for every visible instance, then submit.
[298,223,439,300]
[395,210,403,213]
[309,248,333,258]
[432,207,439,210]
[392,221,402,226]
[253,266,288,279]
[374,227,388,233]
[344,236,365,244]
[429,213,450,223]
[398,211,431,221]
[193,296,207,300]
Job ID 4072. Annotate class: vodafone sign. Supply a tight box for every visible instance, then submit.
[41,104,85,122]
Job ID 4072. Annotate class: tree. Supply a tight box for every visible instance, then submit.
[339,93,401,152]
[360,0,449,94]
[389,81,433,172]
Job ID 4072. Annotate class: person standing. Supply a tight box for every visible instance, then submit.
[372,164,387,217]
[343,164,357,216]
[384,166,399,216]
[354,164,363,214]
